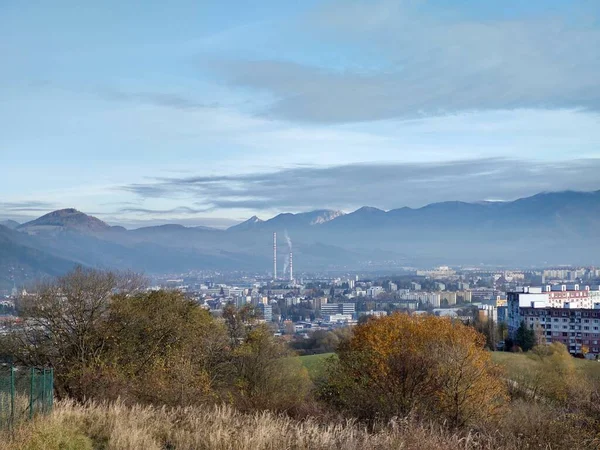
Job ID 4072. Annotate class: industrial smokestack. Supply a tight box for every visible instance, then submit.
[273,232,277,280]
[289,250,293,282]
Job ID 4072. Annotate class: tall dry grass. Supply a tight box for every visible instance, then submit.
[1,399,598,450]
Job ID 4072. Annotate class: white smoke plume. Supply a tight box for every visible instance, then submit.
[284,230,292,250]
[283,230,292,277]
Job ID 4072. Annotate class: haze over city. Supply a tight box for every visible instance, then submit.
[2,0,599,228]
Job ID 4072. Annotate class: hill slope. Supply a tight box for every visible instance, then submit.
[0,225,77,289]
[18,208,112,234]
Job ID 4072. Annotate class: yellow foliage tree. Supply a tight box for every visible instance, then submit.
[528,342,578,404]
[322,313,507,427]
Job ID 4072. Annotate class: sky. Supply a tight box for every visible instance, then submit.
[1,0,599,228]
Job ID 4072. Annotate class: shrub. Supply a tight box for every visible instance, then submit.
[321,313,508,427]
[230,325,312,412]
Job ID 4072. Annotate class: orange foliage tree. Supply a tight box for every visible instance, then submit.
[321,313,507,427]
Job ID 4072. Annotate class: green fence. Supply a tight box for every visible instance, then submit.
[0,365,54,429]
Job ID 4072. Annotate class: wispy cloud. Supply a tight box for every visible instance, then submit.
[99,89,219,111]
[207,1,600,123]
[119,206,213,215]
[0,201,56,212]
[120,158,600,212]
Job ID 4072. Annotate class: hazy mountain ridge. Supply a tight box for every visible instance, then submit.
[0,220,20,230]
[1,190,599,283]
[228,209,346,231]
[0,225,78,289]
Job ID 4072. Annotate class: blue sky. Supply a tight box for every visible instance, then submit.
[1,0,599,228]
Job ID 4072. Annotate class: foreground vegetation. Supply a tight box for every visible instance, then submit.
[1,268,600,449]
[2,399,598,450]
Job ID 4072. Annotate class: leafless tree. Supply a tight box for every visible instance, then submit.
[1,266,147,397]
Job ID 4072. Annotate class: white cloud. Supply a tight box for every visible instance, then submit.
[207,1,600,123]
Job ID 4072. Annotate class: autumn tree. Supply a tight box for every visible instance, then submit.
[101,290,231,405]
[321,313,507,427]
[526,342,579,404]
[231,324,312,412]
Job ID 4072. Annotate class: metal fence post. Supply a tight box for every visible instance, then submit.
[49,368,54,412]
[10,365,15,428]
[29,367,35,420]
[42,369,47,414]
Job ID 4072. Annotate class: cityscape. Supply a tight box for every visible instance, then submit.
[1,0,600,448]
[4,242,600,356]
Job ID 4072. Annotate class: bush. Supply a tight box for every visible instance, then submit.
[230,325,312,412]
[321,313,508,427]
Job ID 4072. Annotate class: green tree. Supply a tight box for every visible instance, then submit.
[222,304,257,347]
[515,321,536,351]
[232,325,311,412]
[101,290,230,405]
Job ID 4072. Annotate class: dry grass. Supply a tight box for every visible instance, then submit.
[2,399,598,450]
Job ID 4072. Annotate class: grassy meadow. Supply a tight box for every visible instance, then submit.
[491,351,600,382]
[300,352,334,380]
[302,350,600,382]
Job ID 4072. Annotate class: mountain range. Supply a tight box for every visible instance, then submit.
[2,190,600,287]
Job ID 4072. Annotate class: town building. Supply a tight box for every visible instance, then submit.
[457,290,472,303]
[508,285,600,355]
[324,313,354,324]
[440,291,457,306]
[321,302,356,316]
[367,286,384,298]
[257,303,273,322]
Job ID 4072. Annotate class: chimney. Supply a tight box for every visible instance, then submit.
[273,232,277,280]
[289,250,293,282]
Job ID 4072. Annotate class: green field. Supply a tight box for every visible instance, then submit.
[491,351,600,382]
[301,351,600,383]
[300,353,334,380]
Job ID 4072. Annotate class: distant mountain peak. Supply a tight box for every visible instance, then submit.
[18,208,111,234]
[355,206,386,214]
[227,215,264,231]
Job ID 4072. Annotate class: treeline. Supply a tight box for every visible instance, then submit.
[1,267,599,449]
[289,328,352,355]
[0,268,310,412]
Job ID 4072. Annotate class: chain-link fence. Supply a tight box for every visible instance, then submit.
[0,365,54,429]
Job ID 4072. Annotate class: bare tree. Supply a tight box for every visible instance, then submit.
[2,266,147,397]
